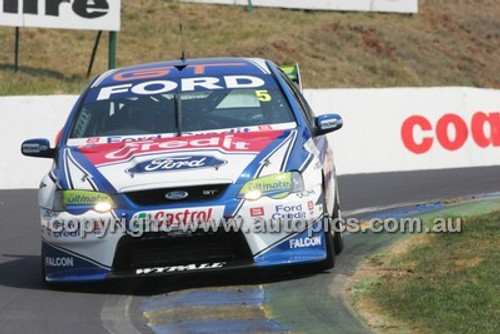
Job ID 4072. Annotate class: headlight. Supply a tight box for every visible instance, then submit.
[238,172,304,201]
[52,190,115,213]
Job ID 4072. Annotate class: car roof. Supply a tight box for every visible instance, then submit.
[92,57,274,88]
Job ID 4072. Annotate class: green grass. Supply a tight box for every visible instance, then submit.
[354,210,500,333]
[1,0,500,95]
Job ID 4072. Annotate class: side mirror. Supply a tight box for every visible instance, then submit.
[315,114,343,136]
[21,138,55,158]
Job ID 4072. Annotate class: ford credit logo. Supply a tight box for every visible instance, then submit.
[126,155,227,174]
[165,191,189,200]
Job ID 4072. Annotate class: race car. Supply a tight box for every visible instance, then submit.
[21,58,344,283]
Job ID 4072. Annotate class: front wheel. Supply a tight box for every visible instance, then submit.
[332,196,344,255]
[313,197,336,271]
[41,244,48,284]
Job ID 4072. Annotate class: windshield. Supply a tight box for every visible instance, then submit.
[69,75,296,141]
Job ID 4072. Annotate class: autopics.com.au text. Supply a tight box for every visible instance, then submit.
[42,215,462,239]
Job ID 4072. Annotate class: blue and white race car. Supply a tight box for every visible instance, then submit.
[21,58,343,283]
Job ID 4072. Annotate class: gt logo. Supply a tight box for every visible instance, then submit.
[113,63,248,81]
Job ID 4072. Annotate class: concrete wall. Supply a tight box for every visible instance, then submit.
[2,86,500,189]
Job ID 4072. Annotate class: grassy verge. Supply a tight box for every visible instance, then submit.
[351,202,500,333]
[1,0,500,95]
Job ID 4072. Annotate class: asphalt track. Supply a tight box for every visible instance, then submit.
[1,165,500,334]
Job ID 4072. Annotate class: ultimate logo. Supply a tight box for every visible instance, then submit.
[239,173,299,200]
[63,190,112,205]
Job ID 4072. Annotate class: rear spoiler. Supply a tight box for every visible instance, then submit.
[280,64,303,92]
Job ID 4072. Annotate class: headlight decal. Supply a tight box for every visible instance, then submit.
[63,190,113,206]
[53,190,115,212]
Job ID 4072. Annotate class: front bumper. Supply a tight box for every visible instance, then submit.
[41,186,329,283]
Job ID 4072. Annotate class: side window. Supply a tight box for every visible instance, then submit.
[72,108,91,138]
[278,72,316,128]
[296,90,316,123]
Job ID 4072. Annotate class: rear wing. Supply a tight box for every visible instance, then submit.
[280,64,303,92]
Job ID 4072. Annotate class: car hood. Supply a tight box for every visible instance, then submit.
[57,129,302,194]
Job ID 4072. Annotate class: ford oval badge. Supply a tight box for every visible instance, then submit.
[165,191,189,200]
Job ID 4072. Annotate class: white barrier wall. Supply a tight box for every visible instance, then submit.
[305,87,500,174]
[1,87,500,189]
[0,95,77,189]
[182,0,418,13]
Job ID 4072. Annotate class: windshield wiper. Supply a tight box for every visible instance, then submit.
[174,93,182,136]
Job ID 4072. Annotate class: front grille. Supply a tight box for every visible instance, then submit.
[112,231,253,272]
[125,184,229,206]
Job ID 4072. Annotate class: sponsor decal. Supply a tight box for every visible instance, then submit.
[80,131,283,166]
[96,75,266,101]
[131,206,224,229]
[66,123,295,146]
[402,112,500,154]
[203,189,219,196]
[250,207,265,217]
[45,257,74,267]
[258,125,273,131]
[319,118,342,130]
[185,127,252,136]
[108,134,163,143]
[165,191,189,200]
[113,63,248,82]
[49,229,81,238]
[63,190,112,205]
[98,126,284,144]
[106,128,253,143]
[22,142,48,154]
[43,219,108,238]
[136,262,226,275]
[296,189,316,198]
[239,173,293,200]
[69,124,298,147]
[0,0,120,32]
[126,155,227,174]
[45,220,80,238]
[272,204,306,220]
[1,0,110,19]
[308,200,314,211]
[316,203,324,213]
[289,236,322,249]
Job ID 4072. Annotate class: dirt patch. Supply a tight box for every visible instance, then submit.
[2,0,500,94]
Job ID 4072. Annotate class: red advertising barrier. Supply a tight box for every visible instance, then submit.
[402,112,500,154]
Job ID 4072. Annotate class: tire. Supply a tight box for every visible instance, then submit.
[332,196,344,255]
[41,243,48,284]
[313,197,336,271]
[41,244,61,288]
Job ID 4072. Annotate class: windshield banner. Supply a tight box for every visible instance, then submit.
[88,75,278,102]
